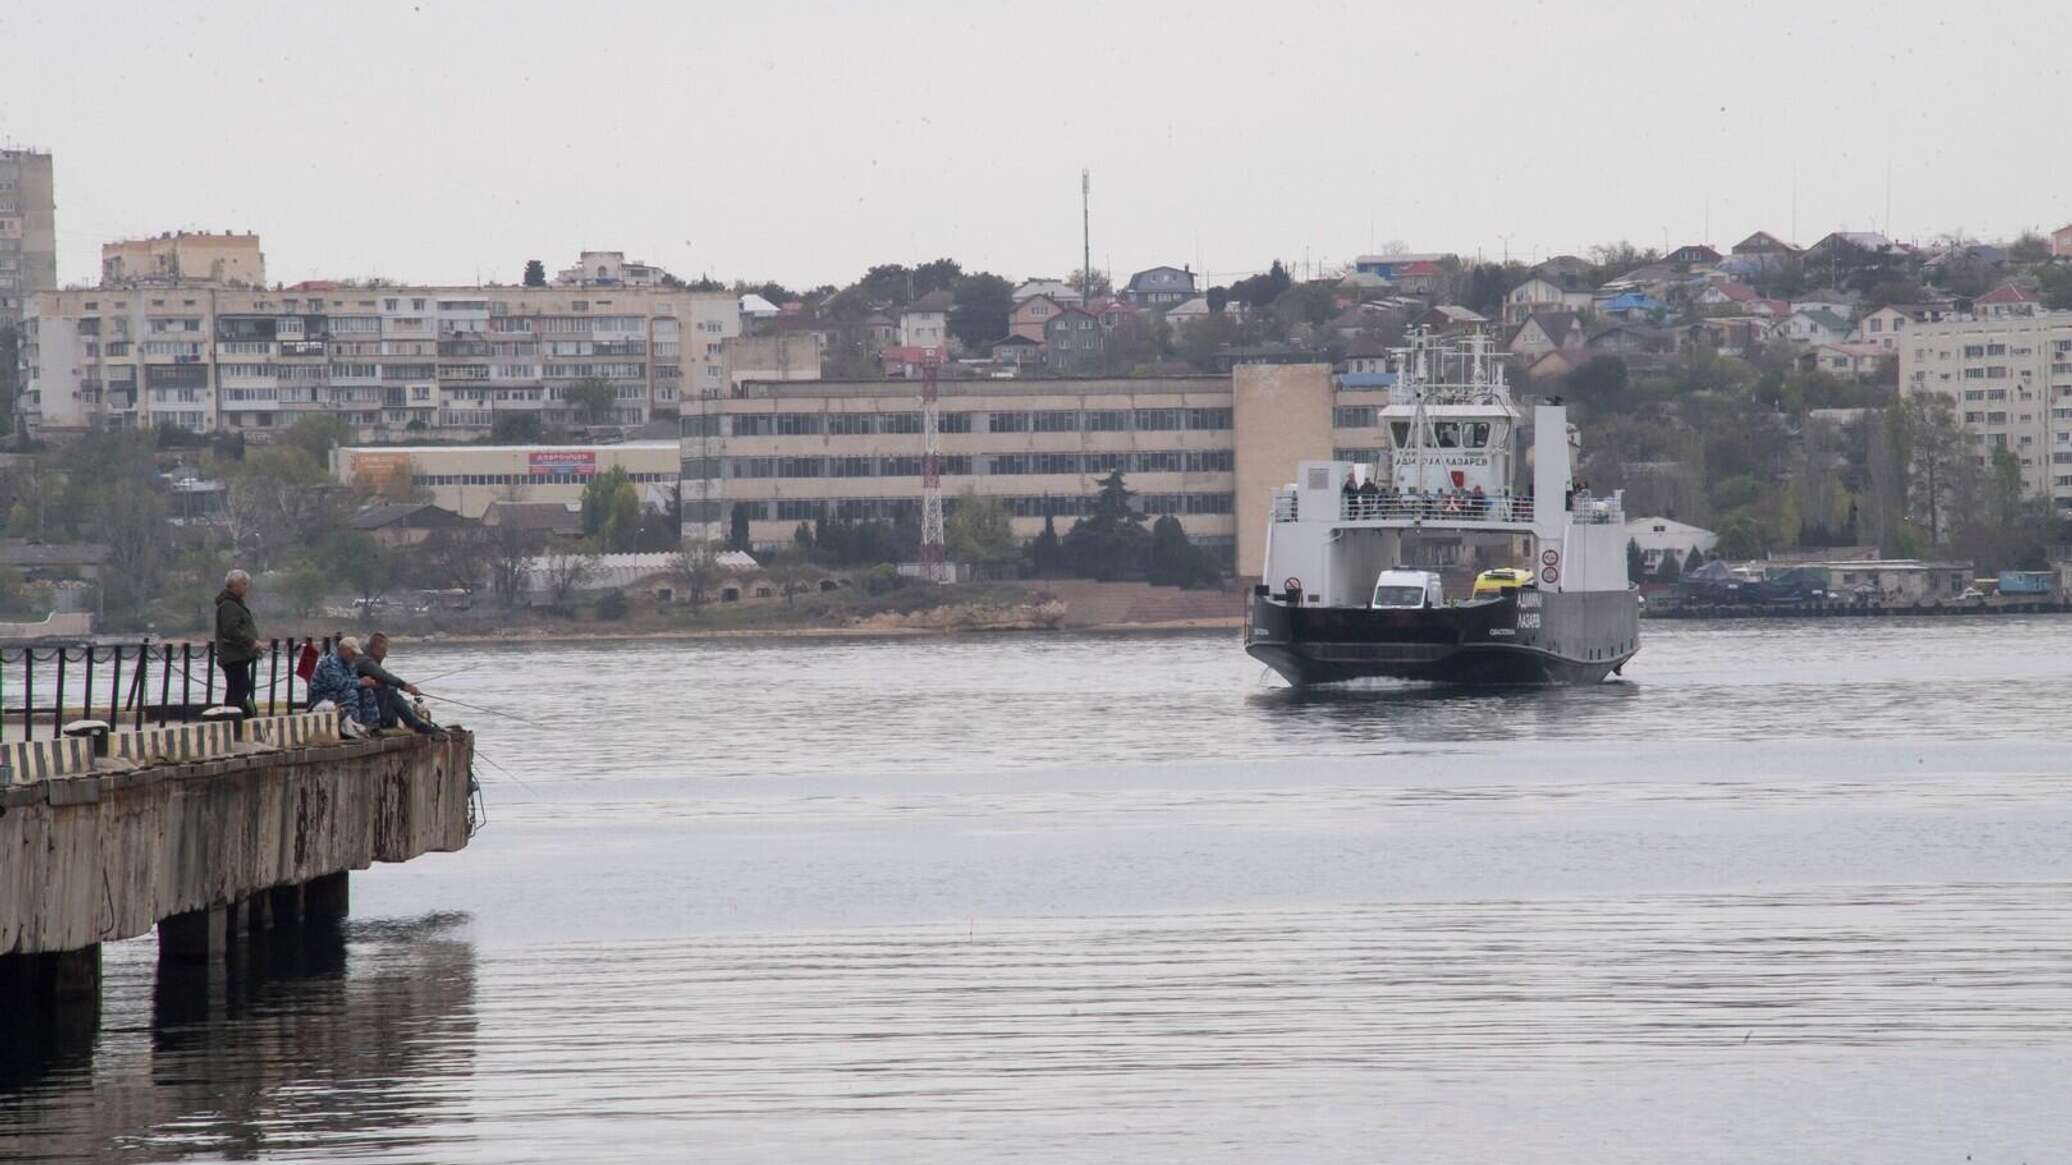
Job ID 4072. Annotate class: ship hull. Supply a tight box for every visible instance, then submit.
[1243,588,1638,687]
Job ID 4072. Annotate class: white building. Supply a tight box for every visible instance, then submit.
[1623,516,1716,571]
[1900,312,2072,506]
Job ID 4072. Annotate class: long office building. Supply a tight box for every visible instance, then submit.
[683,365,1390,570]
[0,149,57,325]
[1899,311,2072,508]
[18,282,739,437]
[333,440,680,519]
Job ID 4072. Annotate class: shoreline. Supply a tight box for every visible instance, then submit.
[392,614,1244,647]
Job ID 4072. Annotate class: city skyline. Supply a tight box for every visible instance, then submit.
[5,1,2071,291]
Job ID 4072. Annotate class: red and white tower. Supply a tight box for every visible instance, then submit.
[918,360,948,582]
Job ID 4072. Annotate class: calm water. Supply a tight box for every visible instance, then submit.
[7,618,2072,1162]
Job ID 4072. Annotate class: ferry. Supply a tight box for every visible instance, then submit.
[1244,332,1638,686]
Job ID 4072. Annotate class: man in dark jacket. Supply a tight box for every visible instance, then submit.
[214,569,260,715]
[355,632,439,735]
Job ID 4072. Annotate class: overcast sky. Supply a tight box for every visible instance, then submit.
[5,1,2069,292]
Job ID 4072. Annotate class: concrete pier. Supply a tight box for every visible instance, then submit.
[0,729,473,1014]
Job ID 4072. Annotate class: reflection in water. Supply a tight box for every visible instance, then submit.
[0,914,476,1163]
[1249,675,1643,741]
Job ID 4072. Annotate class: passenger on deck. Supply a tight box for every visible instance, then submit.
[1342,471,1360,516]
[1471,484,1488,517]
[1357,475,1382,517]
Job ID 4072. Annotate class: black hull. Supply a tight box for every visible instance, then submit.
[1244,588,1638,687]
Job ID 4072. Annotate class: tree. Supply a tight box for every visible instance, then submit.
[580,466,642,550]
[949,271,1014,348]
[1026,509,1064,577]
[1230,261,1293,309]
[486,523,542,609]
[946,491,1017,566]
[1714,514,1768,560]
[224,445,339,573]
[1205,286,1230,314]
[492,411,543,443]
[1684,546,1705,574]
[671,542,724,610]
[417,528,493,597]
[1653,551,1683,582]
[1068,267,1113,300]
[1061,471,1150,580]
[281,563,330,618]
[1900,391,1966,544]
[539,545,597,608]
[565,377,617,426]
[1626,538,1647,584]
[1147,515,1217,588]
[523,259,547,287]
[320,531,398,622]
[729,504,751,551]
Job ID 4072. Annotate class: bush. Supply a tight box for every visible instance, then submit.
[594,589,630,620]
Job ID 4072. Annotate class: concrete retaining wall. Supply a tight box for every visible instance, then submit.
[0,730,472,957]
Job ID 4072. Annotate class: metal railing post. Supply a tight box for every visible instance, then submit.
[52,649,65,740]
[267,638,280,716]
[181,643,192,711]
[108,644,122,727]
[82,645,95,725]
[204,643,217,705]
[160,644,174,727]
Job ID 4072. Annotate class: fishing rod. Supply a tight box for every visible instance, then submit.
[412,662,484,686]
[417,690,538,726]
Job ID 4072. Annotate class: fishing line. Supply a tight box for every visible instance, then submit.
[418,691,538,725]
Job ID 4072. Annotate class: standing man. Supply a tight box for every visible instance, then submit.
[214,568,260,716]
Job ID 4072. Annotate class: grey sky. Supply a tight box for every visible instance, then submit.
[5,0,2068,291]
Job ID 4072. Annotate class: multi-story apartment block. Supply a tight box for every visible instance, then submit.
[19,283,739,437]
[680,364,1389,571]
[0,149,57,325]
[1900,311,2072,508]
[102,231,266,287]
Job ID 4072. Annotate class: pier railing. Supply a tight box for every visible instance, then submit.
[0,637,340,741]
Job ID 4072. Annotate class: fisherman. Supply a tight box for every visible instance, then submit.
[355,632,441,736]
[213,568,260,716]
[306,636,369,719]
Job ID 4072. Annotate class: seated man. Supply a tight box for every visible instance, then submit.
[307,636,369,720]
[355,632,441,736]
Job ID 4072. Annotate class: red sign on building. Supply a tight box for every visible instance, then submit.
[528,450,597,476]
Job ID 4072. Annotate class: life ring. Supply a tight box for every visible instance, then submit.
[1283,576,1303,594]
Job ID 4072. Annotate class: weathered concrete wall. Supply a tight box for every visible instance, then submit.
[1,731,472,957]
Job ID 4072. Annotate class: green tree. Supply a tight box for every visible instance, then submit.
[729,504,751,551]
[1900,391,1966,543]
[1684,545,1705,574]
[1026,510,1064,577]
[1061,471,1150,580]
[946,491,1017,565]
[281,562,329,617]
[1230,261,1292,309]
[1147,514,1217,588]
[1653,551,1683,582]
[493,411,543,443]
[565,377,617,425]
[580,466,643,551]
[523,259,547,287]
[1626,538,1646,584]
[1714,515,1768,560]
[1068,267,1113,299]
[320,531,397,622]
[949,271,1014,348]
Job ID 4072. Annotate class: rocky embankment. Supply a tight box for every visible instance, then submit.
[848,599,1068,633]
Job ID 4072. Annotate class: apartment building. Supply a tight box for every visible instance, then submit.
[332,441,680,519]
[0,149,57,324]
[19,283,739,437]
[102,231,265,287]
[1900,311,2072,507]
[681,364,1378,570]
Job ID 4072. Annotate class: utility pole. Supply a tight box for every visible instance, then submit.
[918,360,947,583]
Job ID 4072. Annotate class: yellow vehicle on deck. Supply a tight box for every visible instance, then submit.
[1472,568,1533,598]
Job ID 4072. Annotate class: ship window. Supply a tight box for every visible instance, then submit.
[1433,421,1460,448]
[1388,420,1411,448]
[1465,422,1491,448]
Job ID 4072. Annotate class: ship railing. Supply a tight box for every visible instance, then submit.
[1270,490,1300,521]
[1571,495,1624,525]
[1327,494,1537,524]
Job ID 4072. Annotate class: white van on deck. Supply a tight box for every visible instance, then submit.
[1371,569,1445,610]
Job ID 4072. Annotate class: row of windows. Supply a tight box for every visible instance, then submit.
[711,449,1235,480]
[410,471,672,487]
[719,407,1233,438]
[732,492,1236,522]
